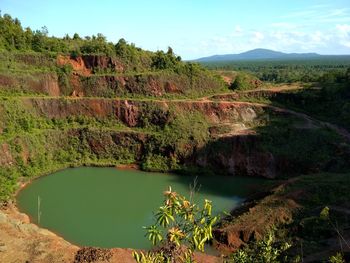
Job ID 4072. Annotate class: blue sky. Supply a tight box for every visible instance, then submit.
[1,0,350,59]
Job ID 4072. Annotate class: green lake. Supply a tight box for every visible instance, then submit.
[17,167,262,249]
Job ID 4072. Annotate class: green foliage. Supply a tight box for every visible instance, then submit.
[0,168,20,201]
[228,232,291,263]
[329,253,346,263]
[0,127,144,201]
[151,48,181,70]
[275,173,350,259]
[141,154,173,172]
[56,64,73,95]
[139,110,209,172]
[0,97,207,202]
[133,187,218,263]
[202,58,350,83]
[80,33,114,56]
[230,72,261,91]
[320,206,330,220]
[256,114,345,174]
[0,14,31,50]
[0,13,226,99]
[161,111,209,158]
[270,82,350,130]
[132,251,166,263]
[114,38,153,72]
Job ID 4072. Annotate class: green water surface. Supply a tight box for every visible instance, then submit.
[17,167,262,249]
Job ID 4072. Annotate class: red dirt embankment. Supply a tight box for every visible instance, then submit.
[0,72,60,96]
[213,181,300,254]
[57,55,125,76]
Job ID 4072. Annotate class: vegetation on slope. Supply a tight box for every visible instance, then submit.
[272,82,350,131]
[229,72,262,91]
[0,13,227,99]
[1,96,348,204]
[229,75,350,132]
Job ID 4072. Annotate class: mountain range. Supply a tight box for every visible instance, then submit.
[194,48,322,62]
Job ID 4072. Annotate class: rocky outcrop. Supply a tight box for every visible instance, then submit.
[2,53,224,97]
[77,74,191,97]
[24,98,266,128]
[3,97,344,178]
[213,183,300,254]
[57,55,91,76]
[115,100,140,127]
[82,55,125,73]
[57,55,124,75]
[0,144,13,166]
[73,129,149,161]
[195,135,276,178]
[0,72,60,96]
[8,98,308,178]
[0,205,78,263]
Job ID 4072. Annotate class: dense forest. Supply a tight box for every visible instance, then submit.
[202,58,350,83]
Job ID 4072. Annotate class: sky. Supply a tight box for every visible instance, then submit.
[1,0,350,59]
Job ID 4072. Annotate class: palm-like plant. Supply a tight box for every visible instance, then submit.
[133,186,218,263]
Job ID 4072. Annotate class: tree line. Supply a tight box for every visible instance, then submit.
[0,13,190,73]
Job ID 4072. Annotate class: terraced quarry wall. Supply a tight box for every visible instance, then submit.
[0,53,226,98]
[1,52,348,203]
[2,96,348,200]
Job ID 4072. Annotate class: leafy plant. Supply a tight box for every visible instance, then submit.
[228,232,291,263]
[133,187,218,263]
[329,253,345,263]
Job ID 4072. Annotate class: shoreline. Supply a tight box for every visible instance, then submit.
[12,162,143,249]
[8,164,267,262]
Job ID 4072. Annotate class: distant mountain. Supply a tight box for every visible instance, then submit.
[194,48,321,62]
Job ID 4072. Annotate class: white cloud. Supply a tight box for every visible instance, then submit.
[252,32,264,43]
[180,22,350,59]
[310,31,329,45]
[336,24,350,34]
[235,25,242,33]
[336,24,350,47]
[229,25,244,37]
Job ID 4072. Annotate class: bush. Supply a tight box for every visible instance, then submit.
[228,232,291,263]
[141,154,170,172]
[133,187,218,263]
[230,72,262,91]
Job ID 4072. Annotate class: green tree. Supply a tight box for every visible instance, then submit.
[151,48,180,70]
[230,72,261,91]
[73,33,81,40]
[346,67,350,83]
[32,26,49,52]
[133,187,218,263]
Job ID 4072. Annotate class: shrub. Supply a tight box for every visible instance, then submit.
[230,72,261,91]
[133,187,218,263]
